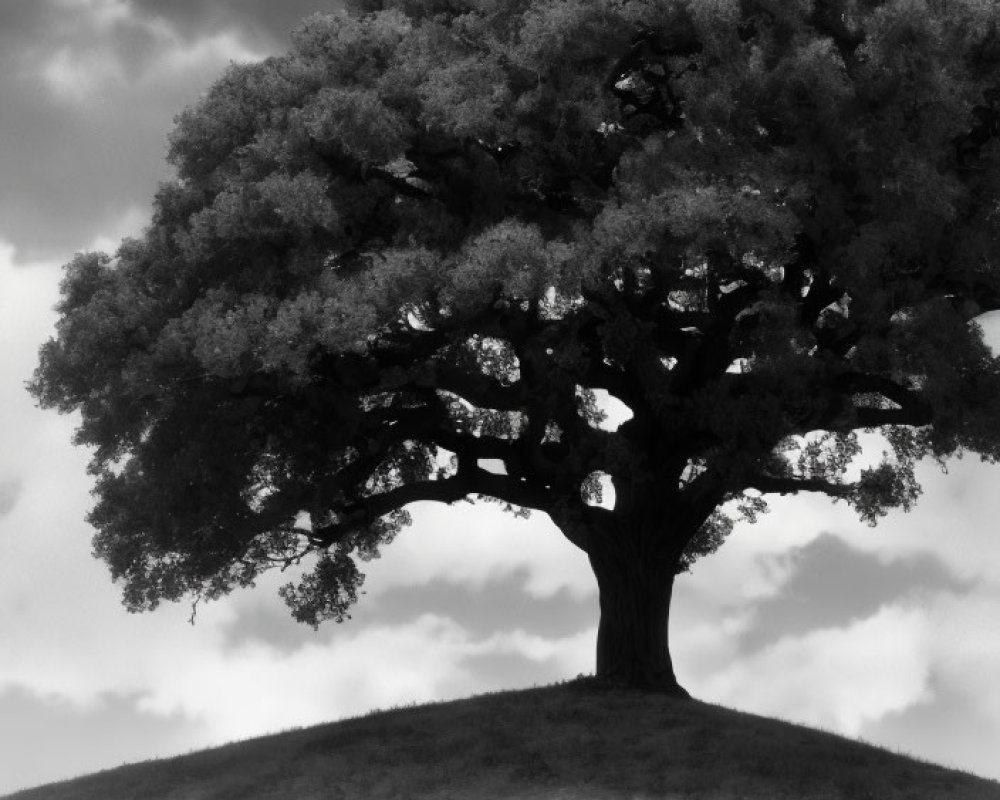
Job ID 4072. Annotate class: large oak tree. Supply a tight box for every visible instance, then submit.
[32,0,1000,694]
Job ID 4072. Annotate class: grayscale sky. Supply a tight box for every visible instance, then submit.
[2,1,1000,794]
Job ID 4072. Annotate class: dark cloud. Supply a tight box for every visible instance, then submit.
[363,568,597,639]
[0,3,181,257]
[221,568,596,654]
[219,595,330,654]
[739,534,971,653]
[0,76,167,259]
[0,0,345,259]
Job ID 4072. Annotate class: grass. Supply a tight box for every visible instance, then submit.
[4,675,998,800]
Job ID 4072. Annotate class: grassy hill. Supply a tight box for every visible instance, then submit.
[4,676,998,800]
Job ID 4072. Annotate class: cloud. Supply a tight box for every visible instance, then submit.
[864,676,1000,781]
[85,206,153,253]
[50,0,132,27]
[361,501,596,601]
[40,46,126,101]
[830,455,1000,588]
[0,572,591,747]
[128,614,593,744]
[0,243,71,481]
[14,0,267,97]
[669,482,1000,780]
[739,534,970,652]
[125,502,598,741]
[221,566,597,656]
[657,437,1000,781]
[852,588,1000,780]
[701,604,933,736]
[0,0,269,258]
[128,0,346,49]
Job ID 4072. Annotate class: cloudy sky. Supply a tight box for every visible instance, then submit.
[2,0,1000,794]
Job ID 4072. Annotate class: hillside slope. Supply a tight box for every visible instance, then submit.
[4,678,998,800]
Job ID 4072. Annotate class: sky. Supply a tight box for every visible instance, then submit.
[1,0,1000,794]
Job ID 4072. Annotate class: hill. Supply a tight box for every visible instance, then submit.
[4,677,998,800]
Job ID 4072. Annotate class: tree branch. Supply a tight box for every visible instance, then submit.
[309,464,554,549]
[746,473,854,498]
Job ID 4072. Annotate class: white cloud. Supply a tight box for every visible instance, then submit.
[0,242,113,705]
[0,242,67,483]
[86,206,149,252]
[1,579,591,746]
[471,625,594,668]
[41,46,127,101]
[129,615,594,744]
[832,455,1000,586]
[132,615,474,739]
[362,501,596,602]
[158,29,263,74]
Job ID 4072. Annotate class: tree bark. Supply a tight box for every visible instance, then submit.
[587,538,690,697]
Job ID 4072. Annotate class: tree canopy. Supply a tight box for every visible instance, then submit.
[32,0,1000,691]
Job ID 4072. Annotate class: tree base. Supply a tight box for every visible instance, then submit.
[564,673,692,699]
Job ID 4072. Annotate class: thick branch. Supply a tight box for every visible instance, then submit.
[310,465,554,548]
[746,474,854,498]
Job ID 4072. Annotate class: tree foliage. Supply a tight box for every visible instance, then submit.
[31,0,1000,686]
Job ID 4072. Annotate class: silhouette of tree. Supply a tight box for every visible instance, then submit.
[31,0,1000,693]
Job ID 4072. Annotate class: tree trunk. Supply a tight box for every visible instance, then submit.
[587,542,690,697]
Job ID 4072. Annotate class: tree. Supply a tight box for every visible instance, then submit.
[31,0,1000,695]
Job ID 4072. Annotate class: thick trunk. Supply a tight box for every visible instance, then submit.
[587,543,690,697]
